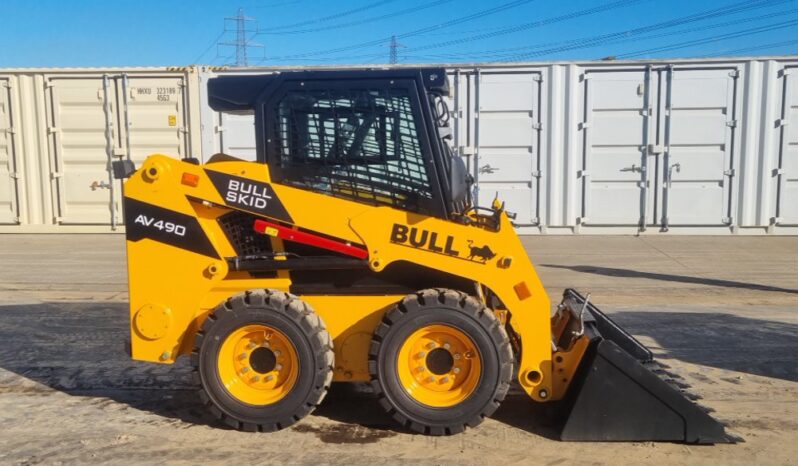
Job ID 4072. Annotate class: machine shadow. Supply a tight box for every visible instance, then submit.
[609,310,798,383]
[541,264,798,295]
[2,301,794,437]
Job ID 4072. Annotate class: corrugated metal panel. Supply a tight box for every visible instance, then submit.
[660,67,739,227]
[578,69,653,226]
[474,71,542,225]
[0,77,20,224]
[773,66,797,225]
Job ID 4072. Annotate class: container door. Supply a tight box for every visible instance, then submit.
[46,77,117,224]
[775,68,798,225]
[475,72,541,225]
[658,68,738,227]
[116,76,189,224]
[0,78,20,224]
[579,69,656,227]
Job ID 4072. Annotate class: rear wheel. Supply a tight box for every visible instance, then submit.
[369,289,513,435]
[192,290,333,432]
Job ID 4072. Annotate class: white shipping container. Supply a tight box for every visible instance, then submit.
[1,58,797,234]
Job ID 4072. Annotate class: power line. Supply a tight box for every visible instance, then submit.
[260,0,399,32]
[615,19,798,58]
[704,38,798,56]
[192,30,227,64]
[503,0,792,61]
[409,4,798,61]
[256,0,451,35]
[404,0,646,54]
[266,0,537,60]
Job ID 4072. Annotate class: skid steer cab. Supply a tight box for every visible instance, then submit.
[118,68,737,442]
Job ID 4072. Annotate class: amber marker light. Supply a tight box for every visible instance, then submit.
[181,172,200,187]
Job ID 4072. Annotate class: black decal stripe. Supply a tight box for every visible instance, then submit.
[124,198,220,259]
[205,170,294,224]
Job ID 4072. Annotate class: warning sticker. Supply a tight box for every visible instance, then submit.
[168,115,177,126]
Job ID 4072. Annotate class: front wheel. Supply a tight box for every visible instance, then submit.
[369,289,513,435]
[192,290,333,432]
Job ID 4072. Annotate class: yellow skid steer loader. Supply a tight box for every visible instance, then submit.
[116,68,736,442]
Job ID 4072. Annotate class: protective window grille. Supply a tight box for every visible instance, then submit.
[276,87,432,212]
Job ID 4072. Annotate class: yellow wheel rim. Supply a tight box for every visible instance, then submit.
[396,324,482,408]
[217,324,299,405]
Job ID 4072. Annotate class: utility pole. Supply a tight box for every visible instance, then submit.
[218,8,264,67]
[389,35,404,65]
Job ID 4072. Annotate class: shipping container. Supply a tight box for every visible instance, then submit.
[1,58,797,234]
[0,68,200,231]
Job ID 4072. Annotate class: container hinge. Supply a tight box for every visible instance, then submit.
[724,169,735,177]
[647,144,664,155]
[2,127,15,134]
[773,167,785,176]
[637,180,649,188]
[531,170,541,178]
[179,127,189,134]
[51,172,63,179]
[112,147,126,157]
[726,120,737,128]
[722,216,733,224]
[532,75,542,82]
[531,217,540,223]
[44,81,55,89]
[728,69,740,78]
[776,118,790,127]
[47,127,59,134]
[771,216,782,225]
[578,122,590,130]
[778,69,790,78]
[577,169,589,178]
[2,81,10,89]
[532,122,542,130]
[214,125,225,133]
[9,172,20,179]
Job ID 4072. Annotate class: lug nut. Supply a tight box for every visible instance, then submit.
[453,353,461,360]
[416,366,425,373]
[246,343,256,350]
[539,389,548,399]
[265,375,274,382]
[241,367,250,374]
[262,341,270,348]
[275,364,283,371]
[426,342,436,349]
[453,367,461,374]
[274,350,281,357]
[239,353,247,360]
[427,376,436,383]
[443,343,451,350]
[417,351,426,358]
[252,376,261,382]
[464,351,474,359]
[441,377,450,383]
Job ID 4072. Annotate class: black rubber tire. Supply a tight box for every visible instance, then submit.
[369,288,513,435]
[191,289,333,432]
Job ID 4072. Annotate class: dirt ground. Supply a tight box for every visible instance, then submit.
[0,234,796,465]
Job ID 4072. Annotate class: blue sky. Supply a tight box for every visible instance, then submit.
[1,0,796,67]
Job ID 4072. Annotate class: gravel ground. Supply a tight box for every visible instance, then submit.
[0,234,796,465]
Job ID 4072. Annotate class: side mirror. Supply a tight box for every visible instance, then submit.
[112,160,136,179]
